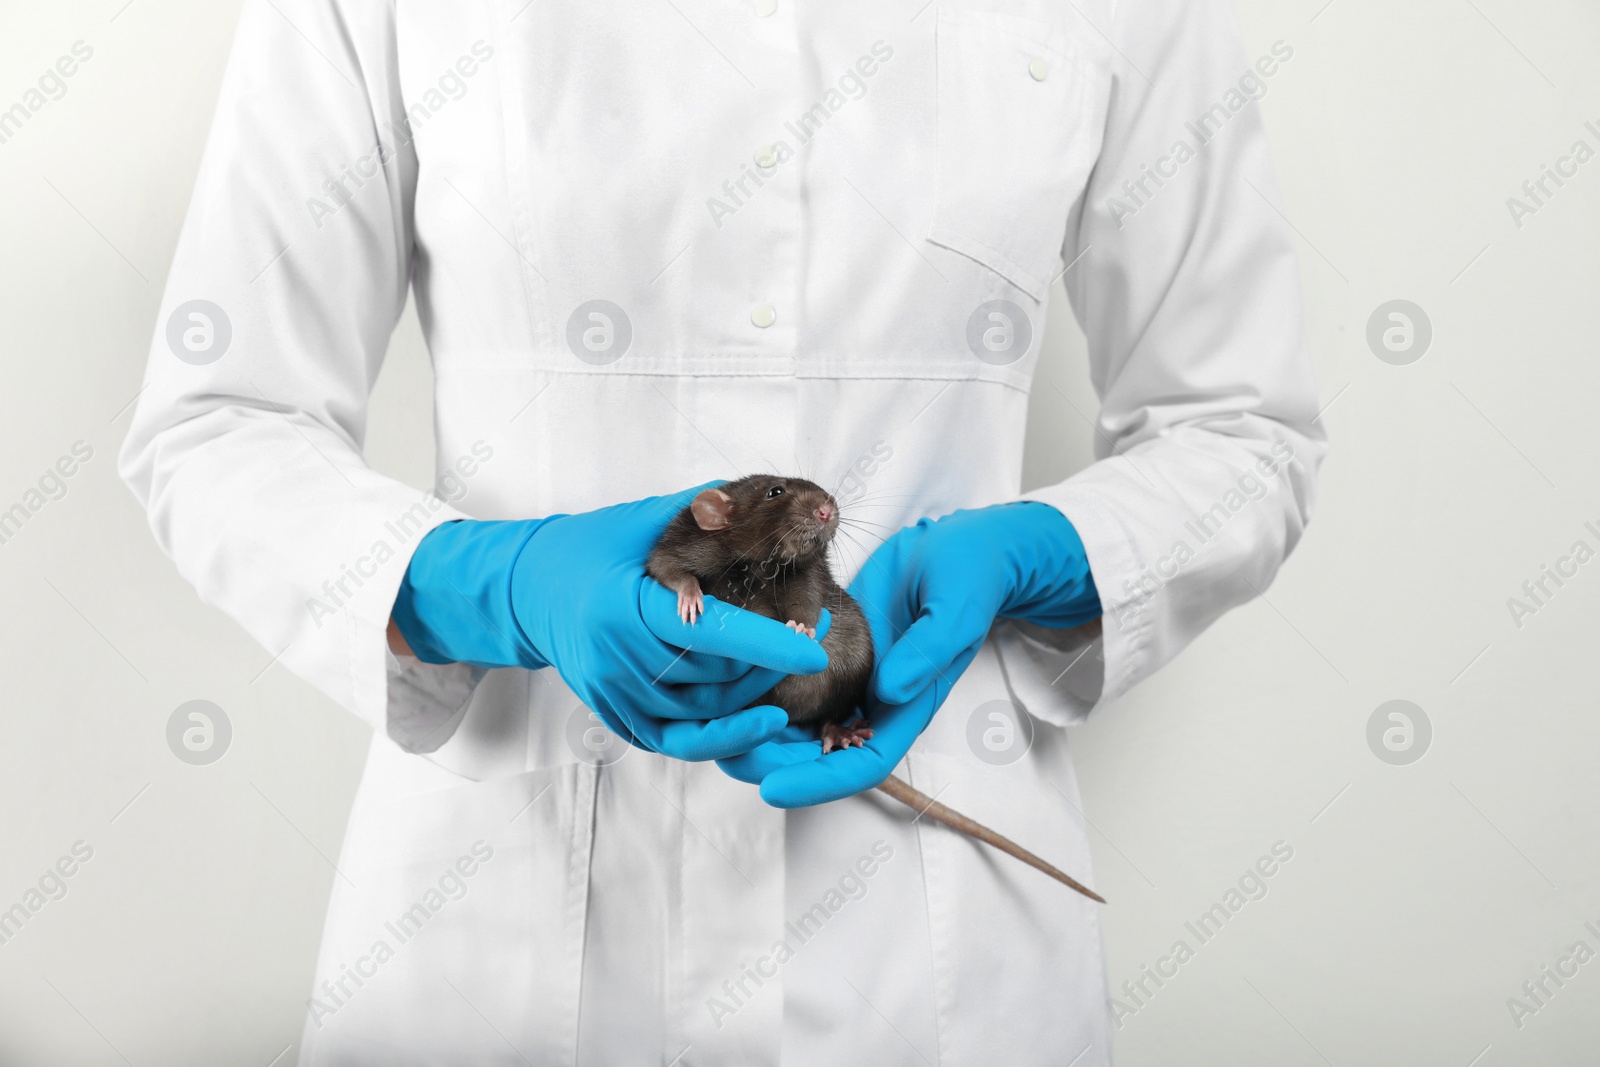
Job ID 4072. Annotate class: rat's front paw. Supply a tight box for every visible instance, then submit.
[785,619,817,640]
[675,578,705,625]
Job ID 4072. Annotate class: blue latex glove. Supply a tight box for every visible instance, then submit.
[392,483,832,763]
[718,501,1099,806]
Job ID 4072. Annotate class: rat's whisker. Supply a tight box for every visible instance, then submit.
[838,486,918,500]
[831,526,877,568]
[837,516,895,533]
[836,523,894,546]
[833,496,923,511]
[836,535,889,558]
[834,485,920,501]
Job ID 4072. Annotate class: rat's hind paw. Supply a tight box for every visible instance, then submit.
[821,720,873,754]
[785,619,817,639]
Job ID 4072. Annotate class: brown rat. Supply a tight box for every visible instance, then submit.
[648,474,875,752]
[647,475,1105,903]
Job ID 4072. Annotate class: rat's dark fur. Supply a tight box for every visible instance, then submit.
[647,475,873,735]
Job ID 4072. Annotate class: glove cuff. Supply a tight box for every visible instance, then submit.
[997,501,1103,628]
[392,519,551,669]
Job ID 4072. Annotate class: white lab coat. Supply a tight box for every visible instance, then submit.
[120,0,1325,1062]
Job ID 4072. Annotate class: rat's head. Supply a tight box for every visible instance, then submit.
[690,475,839,565]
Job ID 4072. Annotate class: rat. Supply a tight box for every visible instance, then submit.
[649,474,876,754]
[647,475,1105,903]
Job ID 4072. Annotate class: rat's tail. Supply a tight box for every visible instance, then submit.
[875,774,1106,904]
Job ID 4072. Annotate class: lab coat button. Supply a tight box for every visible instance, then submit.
[1029,58,1050,81]
[754,0,777,16]
[751,305,777,328]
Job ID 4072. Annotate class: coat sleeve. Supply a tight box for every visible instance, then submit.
[1000,0,1328,723]
[119,0,484,751]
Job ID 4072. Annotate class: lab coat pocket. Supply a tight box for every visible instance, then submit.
[301,761,599,1065]
[928,7,1108,302]
[907,746,1112,1066]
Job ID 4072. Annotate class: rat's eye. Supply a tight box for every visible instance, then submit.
[765,485,786,499]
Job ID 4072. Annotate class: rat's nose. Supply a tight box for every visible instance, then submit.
[815,503,835,525]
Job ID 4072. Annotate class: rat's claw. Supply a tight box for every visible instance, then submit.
[677,589,704,626]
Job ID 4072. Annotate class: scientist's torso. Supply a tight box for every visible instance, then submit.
[302,1,1114,1063]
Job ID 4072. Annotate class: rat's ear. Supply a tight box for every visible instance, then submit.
[691,488,735,531]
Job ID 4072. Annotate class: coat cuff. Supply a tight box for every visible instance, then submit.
[342,505,489,754]
[993,486,1149,726]
[380,646,487,754]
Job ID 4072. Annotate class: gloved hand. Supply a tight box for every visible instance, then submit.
[391,483,832,763]
[718,501,1099,806]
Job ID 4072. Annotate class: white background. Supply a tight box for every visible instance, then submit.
[0,0,1597,1063]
